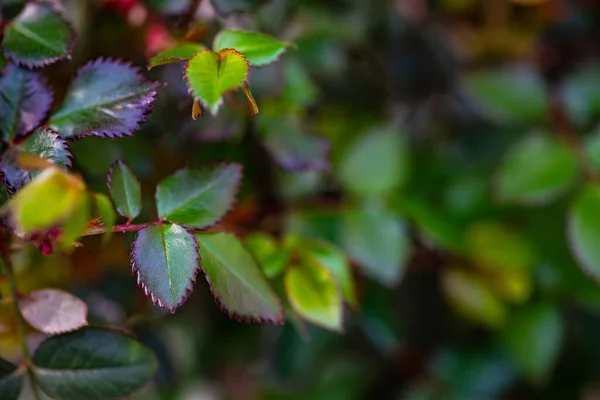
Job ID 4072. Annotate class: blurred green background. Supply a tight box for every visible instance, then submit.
[5,0,600,398]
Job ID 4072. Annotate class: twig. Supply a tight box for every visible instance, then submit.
[81,221,160,237]
[0,256,42,400]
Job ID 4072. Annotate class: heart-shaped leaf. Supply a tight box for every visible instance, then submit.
[32,327,157,400]
[107,160,142,220]
[1,127,70,193]
[338,125,409,196]
[2,3,74,68]
[0,63,53,143]
[494,133,578,205]
[148,42,205,69]
[195,232,284,323]
[285,257,343,332]
[156,163,241,229]
[568,185,600,281]
[20,289,88,334]
[132,223,199,312]
[49,59,162,139]
[0,357,23,400]
[341,208,410,287]
[184,49,250,115]
[213,29,289,67]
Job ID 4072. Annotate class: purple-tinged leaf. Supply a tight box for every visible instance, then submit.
[49,59,162,139]
[2,3,75,68]
[131,223,200,312]
[20,289,88,334]
[195,232,284,323]
[1,127,70,193]
[0,63,53,143]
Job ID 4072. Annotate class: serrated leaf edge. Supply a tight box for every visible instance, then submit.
[2,2,76,69]
[130,224,201,313]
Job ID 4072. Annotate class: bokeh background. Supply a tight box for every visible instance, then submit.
[4,0,600,398]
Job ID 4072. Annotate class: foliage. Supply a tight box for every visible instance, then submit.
[0,0,599,399]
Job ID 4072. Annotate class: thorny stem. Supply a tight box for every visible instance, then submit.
[0,255,42,400]
[81,221,160,237]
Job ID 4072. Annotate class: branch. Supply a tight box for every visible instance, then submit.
[81,221,159,237]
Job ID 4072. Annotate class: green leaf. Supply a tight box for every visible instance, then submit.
[494,133,579,205]
[338,125,409,196]
[2,3,73,67]
[341,208,410,286]
[213,29,289,67]
[132,223,199,312]
[500,304,563,382]
[0,127,70,193]
[298,238,357,307]
[148,42,205,69]
[0,357,23,400]
[49,59,162,139]
[156,164,241,229]
[59,191,91,251]
[563,63,600,127]
[20,289,88,334]
[244,233,289,278]
[442,269,506,328]
[463,66,547,124]
[285,257,343,332]
[568,185,600,281]
[107,160,142,220]
[32,327,157,400]
[93,193,116,242]
[195,232,284,323]
[10,168,85,234]
[184,49,250,116]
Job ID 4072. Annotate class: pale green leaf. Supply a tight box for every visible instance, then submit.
[148,43,205,69]
[213,29,289,67]
[107,160,142,220]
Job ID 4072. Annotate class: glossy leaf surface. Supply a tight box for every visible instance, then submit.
[49,59,161,139]
[156,164,241,228]
[132,224,199,312]
[33,327,157,400]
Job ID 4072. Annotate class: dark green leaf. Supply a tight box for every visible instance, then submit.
[285,257,343,332]
[568,185,600,282]
[32,327,157,400]
[184,49,250,116]
[0,63,53,142]
[132,223,199,312]
[341,208,410,286]
[463,65,547,124]
[213,29,289,67]
[0,127,70,193]
[338,125,409,196]
[107,160,142,220]
[500,304,563,382]
[156,164,241,229]
[148,43,205,69]
[49,59,162,139]
[2,3,73,67]
[563,63,600,126]
[494,133,578,205]
[0,357,23,400]
[195,232,284,323]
